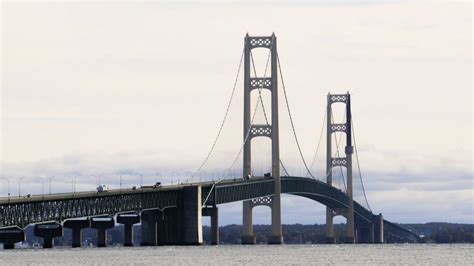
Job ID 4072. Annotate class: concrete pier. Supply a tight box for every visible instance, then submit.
[141,207,183,246]
[0,226,24,249]
[157,207,182,245]
[355,223,374,244]
[63,218,90,247]
[202,206,219,245]
[373,213,384,244]
[34,223,63,248]
[181,186,203,245]
[117,213,140,247]
[140,209,158,246]
[241,235,256,245]
[241,200,256,244]
[90,216,114,247]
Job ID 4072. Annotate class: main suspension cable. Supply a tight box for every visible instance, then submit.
[352,115,372,211]
[225,90,263,177]
[307,108,327,178]
[276,52,315,179]
[192,49,245,179]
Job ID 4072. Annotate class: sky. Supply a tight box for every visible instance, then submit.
[1,0,472,225]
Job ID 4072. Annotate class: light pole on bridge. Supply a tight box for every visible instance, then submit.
[18,176,26,197]
[184,171,192,184]
[30,176,46,199]
[170,171,179,185]
[155,172,162,184]
[1,176,11,198]
[49,176,55,195]
[70,176,78,194]
[92,173,104,187]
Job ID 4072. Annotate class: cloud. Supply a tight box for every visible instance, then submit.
[1,1,471,225]
[1,149,472,224]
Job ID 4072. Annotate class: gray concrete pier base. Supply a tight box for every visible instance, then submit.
[182,186,203,245]
[0,226,24,249]
[117,213,140,247]
[202,206,219,245]
[34,223,63,248]
[63,218,90,248]
[241,235,256,244]
[355,223,375,244]
[373,213,384,244]
[268,235,283,244]
[157,207,182,245]
[140,209,158,246]
[90,216,114,247]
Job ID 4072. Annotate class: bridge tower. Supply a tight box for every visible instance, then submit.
[241,34,283,244]
[326,92,355,243]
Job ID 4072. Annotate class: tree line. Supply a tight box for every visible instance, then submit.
[19,222,474,247]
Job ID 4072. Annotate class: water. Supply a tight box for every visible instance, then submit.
[1,244,473,265]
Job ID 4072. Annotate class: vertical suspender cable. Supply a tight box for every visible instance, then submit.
[352,116,372,211]
[192,49,245,179]
[276,52,315,179]
[307,109,327,178]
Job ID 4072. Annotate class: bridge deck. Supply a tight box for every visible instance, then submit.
[0,176,418,242]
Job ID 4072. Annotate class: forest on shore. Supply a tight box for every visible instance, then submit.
[19,222,474,247]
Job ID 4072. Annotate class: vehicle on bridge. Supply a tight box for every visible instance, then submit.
[96,185,109,192]
[141,182,162,189]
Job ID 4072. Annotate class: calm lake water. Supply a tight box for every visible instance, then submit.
[1,244,473,265]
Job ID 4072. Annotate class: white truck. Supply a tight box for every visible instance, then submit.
[96,185,109,192]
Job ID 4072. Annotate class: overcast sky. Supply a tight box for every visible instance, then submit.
[1,0,472,225]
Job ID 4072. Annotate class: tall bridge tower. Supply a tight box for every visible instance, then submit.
[241,34,283,244]
[326,92,355,243]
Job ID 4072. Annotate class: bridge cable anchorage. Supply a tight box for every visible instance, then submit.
[306,108,327,179]
[202,181,219,207]
[351,115,372,211]
[191,48,245,181]
[331,108,347,192]
[276,52,315,179]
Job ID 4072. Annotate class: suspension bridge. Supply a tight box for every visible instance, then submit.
[0,34,418,249]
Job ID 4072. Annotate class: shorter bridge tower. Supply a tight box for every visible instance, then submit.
[326,92,355,243]
[242,33,283,244]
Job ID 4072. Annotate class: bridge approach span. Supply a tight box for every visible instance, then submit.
[0,176,417,243]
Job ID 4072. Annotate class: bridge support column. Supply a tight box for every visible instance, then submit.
[141,209,158,246]
[0,227,24,249]
[34,223,63,248]
[345,161,355,244]
[355,223,374,244]
[203,206,219,245]
[90,216,114,247]
[241,34,282,245]
[181,186,203,245]
[158,207,182,245]
[63,218,90,248]
[117,213,140,247]
[325,209,335,243]
[242,200,255,244]
[326,93,355,244]
[373,213,384,244]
